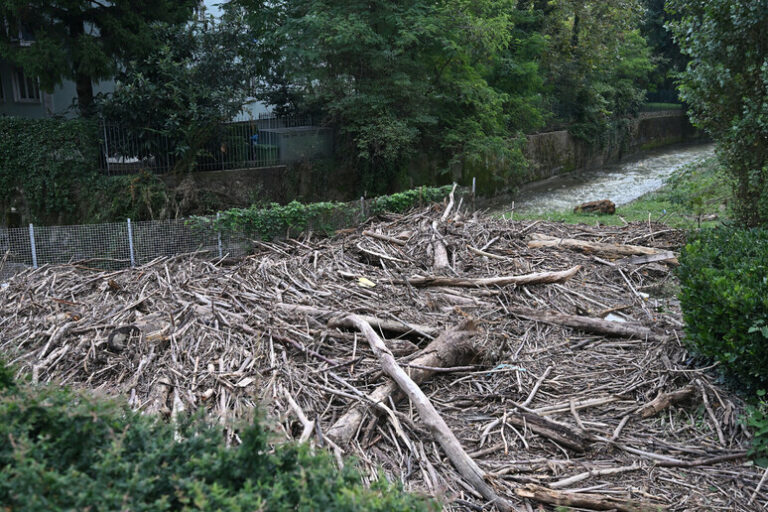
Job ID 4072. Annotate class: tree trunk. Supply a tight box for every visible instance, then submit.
[70,19,94,117]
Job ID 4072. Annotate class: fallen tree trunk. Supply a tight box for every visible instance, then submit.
[403,266,580,288]
[346,314,516,512]
[276,303,437,338]
[327,322,477,445]
[616,251,679,266]
[506,412,590,452]
[637,386,696,418]
[511,307,669,342]
[515,484,666,512]
[528,233,676,262]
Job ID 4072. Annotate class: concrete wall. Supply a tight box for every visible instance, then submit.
[523,111,701,182]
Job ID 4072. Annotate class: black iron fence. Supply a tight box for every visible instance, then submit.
[98,114,313,175]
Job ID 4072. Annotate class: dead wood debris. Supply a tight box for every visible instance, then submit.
[0,203,762,511]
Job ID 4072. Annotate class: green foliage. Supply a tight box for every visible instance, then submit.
[677,228,768,392]
[99,13,258,174]
[0,358,435,511]
[667,0,768,226]
[0,0,197,115]
[746,392,768,467]
[235,0,540,194]
[198,185,454,241]
[90,172,174,222]
[539,1,654,141]
[0,117,100,224]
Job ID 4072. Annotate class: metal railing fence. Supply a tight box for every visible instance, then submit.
[99,114,313,175]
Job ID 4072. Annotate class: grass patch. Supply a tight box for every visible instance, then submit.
[504,156,729,228]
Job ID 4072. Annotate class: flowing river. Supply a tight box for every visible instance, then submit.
[492,143,715,214]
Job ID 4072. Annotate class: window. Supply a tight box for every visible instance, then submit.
[12,68,40,103]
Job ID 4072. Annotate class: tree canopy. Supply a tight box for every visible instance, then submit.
[668,0,768,226]
[233,0,653,194]
[0,0,197,115]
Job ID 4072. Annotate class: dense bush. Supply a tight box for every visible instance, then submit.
[0,117,100,224]
[677,228,768,392]
[0,359,435,511]
[198,185,455,241]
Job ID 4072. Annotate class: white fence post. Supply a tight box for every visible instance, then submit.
[360,196,365,220]
[127,218,135,267]
[216,212,223,259]
[28,223,38,269]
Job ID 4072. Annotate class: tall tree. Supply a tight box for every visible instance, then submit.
[538,0,653,140]
[668,0,768,226]
[235,0,543,194]
[0,0,197,116]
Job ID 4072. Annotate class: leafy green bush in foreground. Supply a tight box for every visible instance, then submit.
[0,360,435,512]
[678,227,768,392]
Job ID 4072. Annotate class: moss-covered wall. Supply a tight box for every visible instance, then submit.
[524,111,702,181]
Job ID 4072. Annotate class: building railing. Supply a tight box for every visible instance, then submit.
[98,114,313,175]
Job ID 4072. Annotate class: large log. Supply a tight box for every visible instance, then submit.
[637,386,696,418]
[506,412,590,452]
[326,322,477,445]
[511,307,669,342]
[403,266,580,288]
[346,314,516,512]
[528,233,677,262]
[515,484,666,512]
[276,303,437,338]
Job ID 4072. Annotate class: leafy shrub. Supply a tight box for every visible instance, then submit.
[0,117,100,224]
[0,359,435,512]
[196,185,455,241]
[677,227,768,392]
[746,392,768,467]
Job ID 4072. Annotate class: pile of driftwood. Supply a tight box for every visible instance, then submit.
[1,189,765,511]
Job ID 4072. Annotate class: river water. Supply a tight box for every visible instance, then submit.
[493,143,715,214]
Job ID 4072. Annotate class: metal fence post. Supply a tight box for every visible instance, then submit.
[126,218,135,267]
[28,223,38,269]
[216,212,223,259]
[360,196,365,220]
[472,177,477,211]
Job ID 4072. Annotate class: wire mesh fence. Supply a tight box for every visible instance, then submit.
[0,185,463,283]
[0,218,250,283]
[99,114,314,175]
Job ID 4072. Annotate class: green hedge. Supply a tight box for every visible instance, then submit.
[0,360,435,511]
[677,227,768,392]
[194,185,455,241]
[0,117,100,224]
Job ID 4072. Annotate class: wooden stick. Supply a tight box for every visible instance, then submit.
[404,266,580,288]
[346,314,516,512]
[511,307,669,342]
[615,251,679,266]
[636,386,695,418]
[515,484,666,512]
[655,451,747,468]
[362,230,407,246]
[283,387,316,443]
[327,322,477,446]
[506,411,590,452]
[277,303,437,338]
[440,183,458,222]
[520,366,552,407]
[550,463,641,489]
[529,233,677,262]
